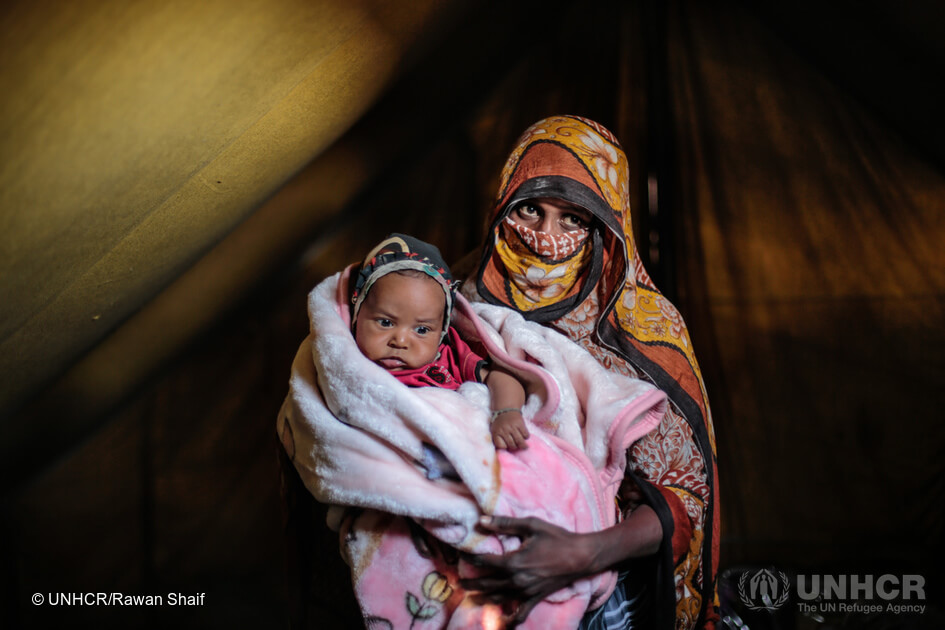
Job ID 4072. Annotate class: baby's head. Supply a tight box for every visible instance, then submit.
[350,234,456,371]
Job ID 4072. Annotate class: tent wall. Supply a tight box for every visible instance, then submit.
[666,1,945,573]
[0,0,475,455]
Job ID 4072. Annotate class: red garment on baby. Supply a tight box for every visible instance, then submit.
[391,327,485,390]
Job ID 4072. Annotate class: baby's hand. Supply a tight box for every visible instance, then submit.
[490,410,529,451]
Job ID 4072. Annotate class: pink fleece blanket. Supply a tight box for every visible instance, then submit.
[278,268,667,629]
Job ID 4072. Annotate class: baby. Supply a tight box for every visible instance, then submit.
[349,233,530,450]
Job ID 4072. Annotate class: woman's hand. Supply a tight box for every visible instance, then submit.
[460,515,601,627]
[460,506,662,627]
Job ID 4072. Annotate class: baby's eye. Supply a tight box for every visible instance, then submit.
[415,325,431,335]
[377,318,393,328]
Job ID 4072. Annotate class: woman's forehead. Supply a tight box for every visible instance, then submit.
[529,197,591,214]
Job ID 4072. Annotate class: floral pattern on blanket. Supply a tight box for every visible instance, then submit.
[406,571,453,628]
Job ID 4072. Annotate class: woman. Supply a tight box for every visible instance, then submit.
[460,115,720,630]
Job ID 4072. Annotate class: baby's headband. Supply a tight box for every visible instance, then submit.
[350,233,457,341]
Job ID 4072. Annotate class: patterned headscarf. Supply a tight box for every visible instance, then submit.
[351,233,457,342]
[473,115,719,629]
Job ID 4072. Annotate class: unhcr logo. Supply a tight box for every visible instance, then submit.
[737,568,791,611]
[797,574,925,601]
[730,568,928,617]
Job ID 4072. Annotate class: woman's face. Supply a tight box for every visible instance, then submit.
[511,198,592,235]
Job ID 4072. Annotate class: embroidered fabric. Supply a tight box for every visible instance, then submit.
[504,214,589,259]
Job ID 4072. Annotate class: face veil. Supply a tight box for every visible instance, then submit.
[493,209,598,316]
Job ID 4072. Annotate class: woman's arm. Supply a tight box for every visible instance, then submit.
[461,506,662,627]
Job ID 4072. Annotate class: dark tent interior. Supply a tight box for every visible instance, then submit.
[2,0,943,628]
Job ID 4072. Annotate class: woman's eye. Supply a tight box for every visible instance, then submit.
[562,214,588,229]
[517,204,540,219]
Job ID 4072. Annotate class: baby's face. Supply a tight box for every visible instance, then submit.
[354,272,445,371]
